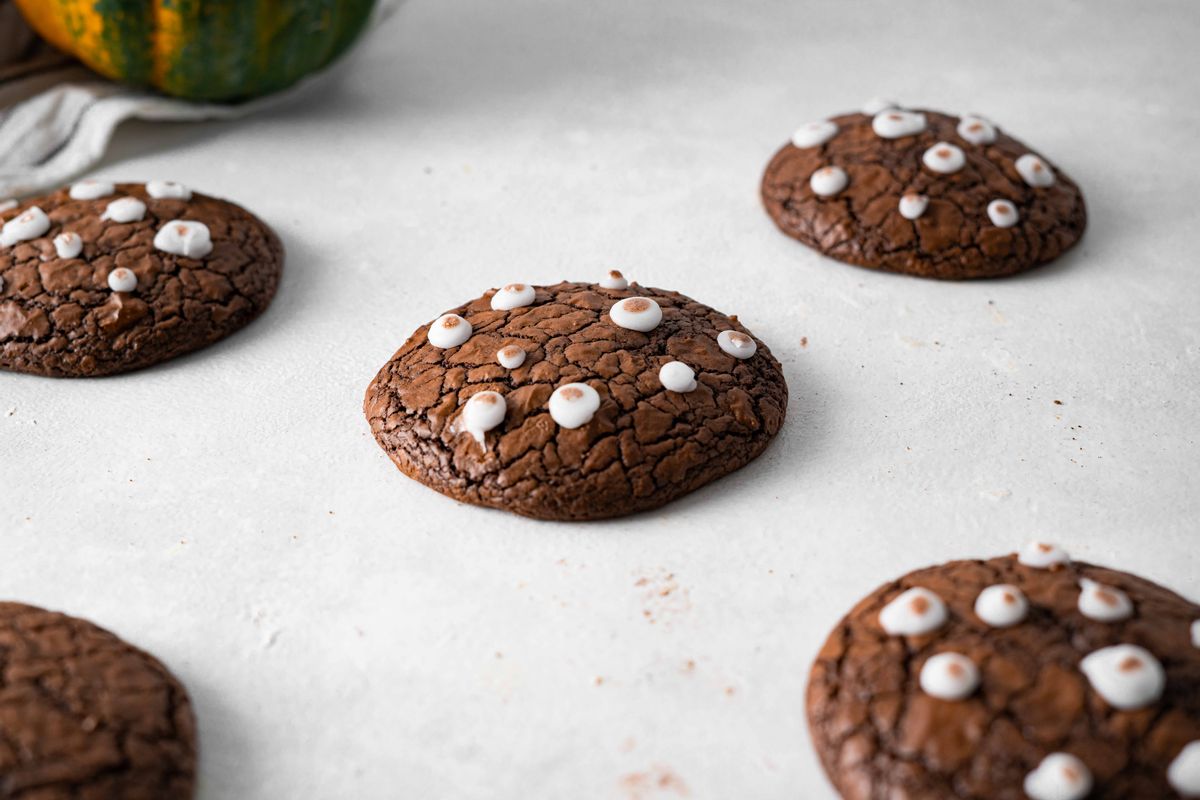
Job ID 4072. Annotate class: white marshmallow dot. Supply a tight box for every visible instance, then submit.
[1019,541,1069,569]
[1078,579,1133,622]
[490,283,536,311]
[53,232,83,259]
[69,179,115,200]
[101,197,146,223]
[1169,741,1200,797]
[461,390,507,447]
[974,584,1028,628]
[810,166,848,197]
[717,329,757,360]
[1,206,50,247]
[145,180,192,200]
[106,267,137,293]
[609,297,663,332]
[1024,753,1093,800]
[658,361,697,393]
[898,193,929,220]
[1079,644,1165,710]
[872,110,926,139]
[427,313,472,349]
[987,199,1020,228]
[957,115,997,145]
[154,220,213,259]
[791,120,838,149]
[922,142,966,174]
[496,345,526,369]
[1016,153,1056,187]
[1192,619,1200,648]
[862,97,897,115]
[548,383,601,429]
[600,270,628,290]
[919,652,980,700]
[878,587,948,636]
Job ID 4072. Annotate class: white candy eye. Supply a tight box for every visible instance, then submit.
[898,193,929,220]
[957,115,997,145]
[0,206,50,247]
[107,267,137,293]
[791,120,838,148]
[861,97,898,115]
[1079,644,1165,710]
[153,220,213,259]
[101,197,147,223]
[145,180,192,200]
[717,329,757,360]
[987,199,1020,228]
[548,383,601,429]
[810,166,848,197]
[974,584,1028,628]
[69,179,115,200]
[1168,741,1200,797]
[872,110,926,138]
[490,283,536,311]
[922,143,966,174]
[919,652,980,700]
[461,390,507,447]
[496,345,526,369]
[599,270,628,290]
[1016,154,1056,187]
[658,361,697,393]
[427,313,472,349]
[878,587,947,636]
[1019,541,1069,569]
[53,232,83,259]
[1024,753,1093,800]
[609,296,663,332]
[1077,579,1133,622]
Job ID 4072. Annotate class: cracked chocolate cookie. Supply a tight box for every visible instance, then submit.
[0,179,282,377]
[807,542,1200,800]
[364,274,788,521]
[0,602,196,799]
[762,102,1086,279]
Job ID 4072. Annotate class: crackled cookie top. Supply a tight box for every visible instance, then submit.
[0,181,282,377]
[762,105,1087,279]
[363,278,788,521]
[807,544,1200,799]
[0,602,196,799]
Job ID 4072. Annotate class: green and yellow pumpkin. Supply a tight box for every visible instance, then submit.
[13,0,377,102]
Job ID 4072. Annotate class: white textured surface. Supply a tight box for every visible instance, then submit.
[3,1,1200,798]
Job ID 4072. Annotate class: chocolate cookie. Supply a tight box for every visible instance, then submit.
[0,180,282,377]
[762,102,1086,279]
[364,275,788,521]
[807,542,1200,799]
[0,602,196,798]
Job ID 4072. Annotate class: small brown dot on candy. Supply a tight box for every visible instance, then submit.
[1118,656,1143,672]
[1003,592,1016,604]
[947,663,965,678]
[910,596,930,614]
[1038,543,1052,552]
[887,113,902,120]
[968,123,983,132]
[996,203,1011,214]
[1033,161,1045,172]
[474,393,498,405]
[730,332,752,347]
[176,225,188,235]
[442,317,460,328]
[936,148,952,158]
[1063,766,1080,781]
[609,270,623,279]
[504,283,525,292]
[562,387,584,400]
[624,298,650,312]
[502,346,520,357]
[1097,589,1119,606]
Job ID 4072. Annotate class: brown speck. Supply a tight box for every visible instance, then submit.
[624,298,651,313]
[1053,399,1063,405]
[503,283,526,292]
[594,676,604,686]
[1033,161,1045,172]
[561,386,584,400]
[800,336,808,348]
[946,662,965,678]
[968,122,984,132]
[1063,765,1080,781]
[441,316,460,328]
[724,686,736,696]
[609,269,624,279]
[176,225,189,236]
[1038,543,1053,552]
[995,203,1012,214]
[473,393,499,405]
[1097,589,1120,606]
[887,113,902,121]
[1118,656,1143,672]
[1003,591,1016,604]
[910,595,931,615]
[936,147,952,159]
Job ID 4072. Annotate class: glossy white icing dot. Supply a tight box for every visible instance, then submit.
[974,584,1028,628]
[922,142,966,174]
[1192,619,1200,648]
[0,199,16,212]
[609,296,662,332]
[919,653,980,700]
[810,166,848,197]
[987,199,1020,228]
[1080,644,1165,710]
[957,115,997,145]
[53,232,83,259]
[717,329,756,360]
[496,345,526,369]
[548,383,601,429]
[862,97,898,115]
[427,313,472,349]
[154,220,212,259]
[106,267,137,293]
[490,283,536,311]
[1016,154,1056,187]
[461,390,506,447]
[600,270,628,290]
[1169,741,1200,797]
[898,193,929,220]
[101,197,146,223]
[879,587,947,636]
[145,180,192,200]
[1024,753,1093,800]
[68,179,115,200]
[1019,541,1068,569]
[1078,578,1133,622]
[659,361,697,393]
[791,120,838,148]
[872,110,926,139]
[0,206,50,247]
